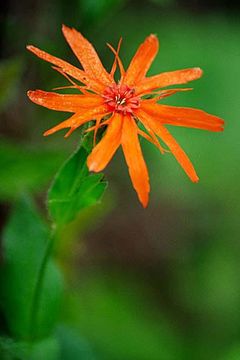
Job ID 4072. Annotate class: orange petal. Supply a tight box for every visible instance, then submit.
[87,112,123,172]
[109,38,123,77]
[84,119,109,134]
[27,45,88,84]
[137,128,165,154]
[149,88,193,101]
[107,41,125,78]
[27,90,104,112]
[62,25,113,89]
[123,34,159,87]
[135,67,203,95]
[43,105,109,137]
[140,101,224,131]
[121,115,150,207]
[136,109,199,182]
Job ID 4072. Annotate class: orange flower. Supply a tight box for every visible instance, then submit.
[27,25,224,207]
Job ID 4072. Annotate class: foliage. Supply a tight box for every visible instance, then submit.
[0,197,63,340]
[48,135,107,226]
[0,1,240,359]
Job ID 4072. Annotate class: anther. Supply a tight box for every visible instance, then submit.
[103,84,140,114]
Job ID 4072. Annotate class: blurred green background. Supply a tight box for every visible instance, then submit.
[1,0,240,359]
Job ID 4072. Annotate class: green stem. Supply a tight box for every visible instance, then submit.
[29,226,57,341]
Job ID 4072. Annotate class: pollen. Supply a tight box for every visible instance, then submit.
[103,84,140,114]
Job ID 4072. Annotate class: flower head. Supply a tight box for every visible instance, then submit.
[27,25,224,207]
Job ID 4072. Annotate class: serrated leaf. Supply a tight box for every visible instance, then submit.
[47,138,107,225]
[0,197,63,340]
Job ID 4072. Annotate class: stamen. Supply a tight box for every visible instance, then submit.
[103,84,140,114]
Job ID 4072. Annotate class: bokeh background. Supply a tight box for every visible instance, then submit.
[1,0,240,359]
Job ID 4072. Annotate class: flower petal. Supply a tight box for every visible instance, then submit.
[135,67,203,95]
[123,34,159,87]
[87,113,123,172]
[43,105,109,137]
[27,45,88,84]
[121,115,150,207]
[62,25,113,89]
[150,88,193,101]
[136,109,199,182]
[27,90,105,112]
[140,101,224,131]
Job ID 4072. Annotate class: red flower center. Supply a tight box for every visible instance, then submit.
[103,84,140,114]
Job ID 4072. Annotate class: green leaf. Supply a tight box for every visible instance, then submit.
[47,137,107,225]
[0,140,65,201]
[0,197,63,340]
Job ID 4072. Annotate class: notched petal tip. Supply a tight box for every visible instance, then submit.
[87,161,97,173]
[26,44,37,52]
[148,34,158,41]
[145,33,159,52]
[192,176,200,183]
[26,45,39,54]
[62,23,71,33]
[43,129,52,136]
[64,127,75,138]
[27,90,33,97]
[194,67,203,78]
[141,196,149,208]
[27,89,47,104]
[43,126,69,137]
[27,89,38,101]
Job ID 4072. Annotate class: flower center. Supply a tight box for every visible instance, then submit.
[103,84,140,114]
